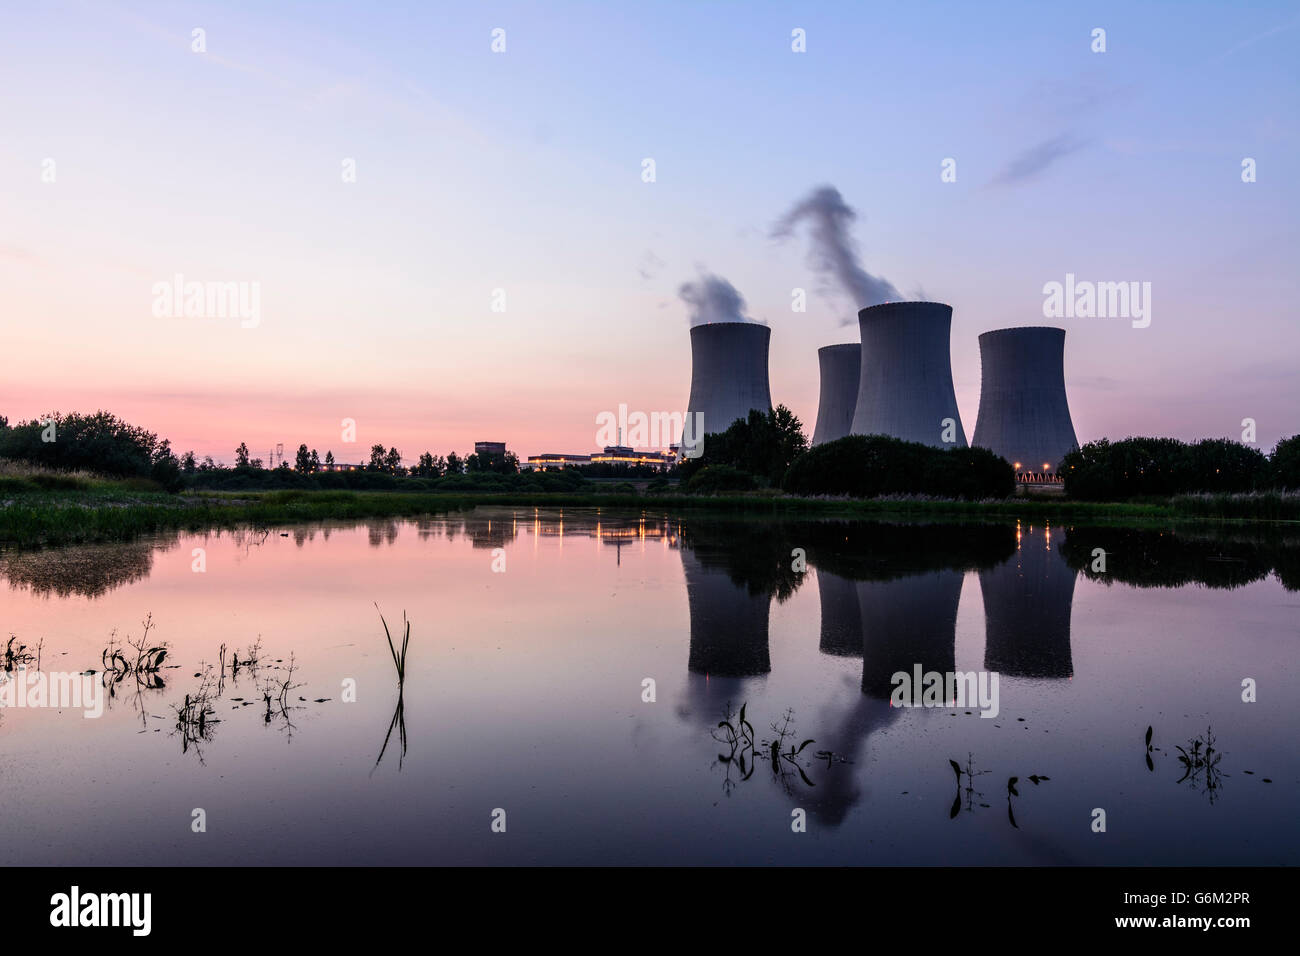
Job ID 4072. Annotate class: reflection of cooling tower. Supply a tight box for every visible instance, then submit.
[684,322,772,447]
[682,550,771,676]
[972,327,1078,471]
[858,570,963,698]
[980,525,1075,678]
[850,302,966,447]
[812,344,861,445]
[818,570,863,657]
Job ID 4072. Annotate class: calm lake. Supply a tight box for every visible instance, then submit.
[1,507,1296,865]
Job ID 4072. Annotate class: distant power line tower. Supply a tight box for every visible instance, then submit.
[275,443,284,467]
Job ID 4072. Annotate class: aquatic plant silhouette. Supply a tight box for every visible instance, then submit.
[259,653,303,740]
[713,702,822,796]
[3,635,39,672]
[948,754,990,818]
[172,666,221,761]
[1175,726,1225,803]
[372,606,410,771]
[96,614,174,728]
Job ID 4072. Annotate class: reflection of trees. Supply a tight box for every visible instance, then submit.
[804,521,1016,582]
[678,518,805,601]
[1059,527,1299,590]
[1,534,180,599]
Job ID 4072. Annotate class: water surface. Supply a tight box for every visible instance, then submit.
[0,508,1296,865]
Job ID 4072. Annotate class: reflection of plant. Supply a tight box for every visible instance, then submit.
[98,615,173,727]
[260,653,302,739]
[101,614,169,683]
[1144,725,1157,772]
[713,703,820,796]
[1175,726,1224,803]
[373,607,411,771]
[948,754,990,818]
[3,635,39,672]
[172,666,221,761]
[947,755,1048,826]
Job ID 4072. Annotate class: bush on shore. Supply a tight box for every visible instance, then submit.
[1060,436,1286,500]
[781,435,1015,500]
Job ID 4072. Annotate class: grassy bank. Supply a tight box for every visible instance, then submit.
[2,484,1297,549]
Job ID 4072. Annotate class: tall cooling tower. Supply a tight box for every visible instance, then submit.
[684,322,772,448]
[811,344,860,445]
[972,327,1078,472]
[850,302,966,447]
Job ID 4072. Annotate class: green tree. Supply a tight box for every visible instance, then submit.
[180,450,198,474]
[325,450,335,468]
[1272,435,1300,490]
[679,405,808,487]
[367,444,386,471]
[235,442,250,468]
[445,451,463,475]
[294,443,311,473]
[309,448,321,473]
[384,446,403,475]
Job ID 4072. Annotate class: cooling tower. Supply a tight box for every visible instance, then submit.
[850,302,966,447]
[972,327,1078,473]
[683,322,772,450]
[811,343,861,445]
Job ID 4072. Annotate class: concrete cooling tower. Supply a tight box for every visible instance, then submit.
[683,322,772,451]
[850,302,966,447]
[811,344,860,446]
[972,327,1079,473]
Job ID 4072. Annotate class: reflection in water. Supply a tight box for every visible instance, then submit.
[0,507,1294,865]
[1060,525,1300,591]
[858,571,963,699]
[1,536,178,599]
[817,571,862,657]
[980,523,1076,679]
[682,549,770,678]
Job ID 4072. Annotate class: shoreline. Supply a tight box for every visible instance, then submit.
[3,487,1299,550]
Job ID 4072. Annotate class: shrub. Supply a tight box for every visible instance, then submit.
[782,435,1013,500]
[685,464,759,495]
[1062,436,1270,500]
[1272,435,1300,490]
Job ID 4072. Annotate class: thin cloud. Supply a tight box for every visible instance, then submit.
[1213,14,1300,62]
[989,134,1086,188]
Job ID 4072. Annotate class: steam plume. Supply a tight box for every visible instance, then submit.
[772,185,901,319]
[678,272,759,326]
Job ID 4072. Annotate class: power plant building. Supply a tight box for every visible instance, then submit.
[811,343,860,446]
[683,321,772,452]
[850,302,966,448]
[971,326,1078,478]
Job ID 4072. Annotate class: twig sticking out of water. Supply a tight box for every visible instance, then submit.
[372,606,410,771]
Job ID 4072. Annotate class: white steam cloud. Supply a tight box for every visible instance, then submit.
[772,185,901,321]
[678,272,760,326]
